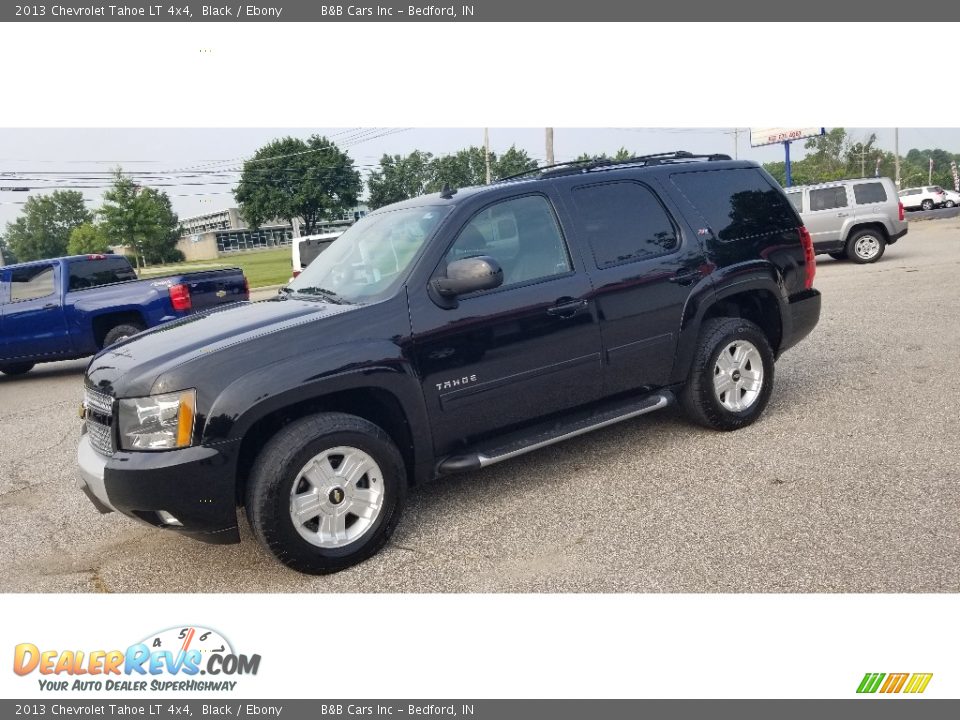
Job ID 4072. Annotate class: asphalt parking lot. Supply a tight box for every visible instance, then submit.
[2,218,959,593]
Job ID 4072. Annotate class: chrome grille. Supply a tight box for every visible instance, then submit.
[84,387,115,455]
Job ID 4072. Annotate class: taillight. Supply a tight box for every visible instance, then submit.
[898,202,905,221]
[798,226,816,290]
[169,283,192,312]
[243,276,250,297]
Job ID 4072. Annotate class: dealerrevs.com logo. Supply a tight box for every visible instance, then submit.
[857,673,933,695]
[13,626,261,693]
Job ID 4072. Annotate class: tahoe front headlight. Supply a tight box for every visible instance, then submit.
[117,389,196,450]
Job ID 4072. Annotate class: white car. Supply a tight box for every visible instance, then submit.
[898,186,946,211]
[940,189,960,208]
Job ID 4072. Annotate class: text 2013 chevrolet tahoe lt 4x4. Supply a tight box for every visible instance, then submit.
[77,153,821,574]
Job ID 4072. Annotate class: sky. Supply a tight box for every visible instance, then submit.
[1,127,959,228]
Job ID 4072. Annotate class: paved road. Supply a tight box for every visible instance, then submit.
[909,206,960,221]
[2,220,959,593]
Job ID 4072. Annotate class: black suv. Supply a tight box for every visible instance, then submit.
[77,152,821,573]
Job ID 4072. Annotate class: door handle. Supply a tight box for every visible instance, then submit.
[546,299,588,318]
[43,303,56,309]
[668,268,699,285]
[837,212,849,217]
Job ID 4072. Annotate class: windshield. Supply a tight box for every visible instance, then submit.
[287,205,450,304]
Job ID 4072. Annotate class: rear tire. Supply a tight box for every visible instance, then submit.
[828,251,847,260]
[102,323,144,348]
[0,362,35,376]
[245,412,407,574]
[846,229,886,264]
[680,317,775,432]
[921,199,934,211]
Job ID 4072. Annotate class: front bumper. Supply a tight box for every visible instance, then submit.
[76,431,241,544]
[779,288,821,356]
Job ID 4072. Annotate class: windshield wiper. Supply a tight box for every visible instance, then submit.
[292,286,350,305]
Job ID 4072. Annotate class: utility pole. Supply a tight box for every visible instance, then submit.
[545,128,555,166]
[484,128,491,185]
[928,157,933,185]
[731,128,739,160]
[894,128,900,188]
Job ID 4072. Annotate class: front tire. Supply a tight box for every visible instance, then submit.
[245,412,407,574]
[680,318,775,431]
[0,362,35,376]
[946,200,956,208]
[846,229,886,264]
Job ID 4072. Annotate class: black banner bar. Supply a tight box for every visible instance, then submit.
[2,0,954,22]
[3,700,959,719]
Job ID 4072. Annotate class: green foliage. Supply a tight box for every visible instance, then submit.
[574,147,634,163]
[67,223,112,255]
[427,146,489,192]
[99,171,183,267]
[235,135,362,235]
[0,234,15,264]
[492,145,539,178]
[367,151,434,210]
[2,190,91,261]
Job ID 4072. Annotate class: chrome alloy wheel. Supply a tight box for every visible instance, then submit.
[289,446,385,548]
[713,340,764,412]
[853,234,881,261]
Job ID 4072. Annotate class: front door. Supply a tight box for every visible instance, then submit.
[411,193,603,450]
[0,263,70,361]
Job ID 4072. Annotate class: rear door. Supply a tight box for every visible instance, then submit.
[805,184,851,250]
[566,178,703,395]
[411,192,603,447]
[0,262,71,361]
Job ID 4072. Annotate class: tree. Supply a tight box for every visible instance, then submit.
[367,151,434,209]
[427,147,489,192]
[2,190,91,261]
[574,147,634,163]
[0,234,15,264]
[99,171,183,268]
[234,135,362,236]
[67,223,112,255]
[492,145,538,179]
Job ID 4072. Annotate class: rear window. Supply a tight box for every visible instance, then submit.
[809,186,848,211]
[786,192,803,213]
[67,257,137,291]
[853,182,887,205]
[670,167,798,242]
[899,188,920,196]
[10,264,55,302]
[570,181,679,268]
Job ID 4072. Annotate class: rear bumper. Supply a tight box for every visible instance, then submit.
[779,288,821,356]
[76,431,241,544]
[889,226,908,243]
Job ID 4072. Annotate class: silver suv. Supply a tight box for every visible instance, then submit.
[784,177,907,263]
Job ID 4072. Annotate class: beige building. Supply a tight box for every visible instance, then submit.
[176,206,367,261]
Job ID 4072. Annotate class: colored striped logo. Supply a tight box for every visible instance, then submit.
[857,673,933,694]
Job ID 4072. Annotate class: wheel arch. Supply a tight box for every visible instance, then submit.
[91,310,147,348]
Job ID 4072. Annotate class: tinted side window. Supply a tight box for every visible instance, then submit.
[67,257,138,291]
[809,186,848,211]
[444,195,571,287]
[670,168,798,242]
[786,192,803,213]
[852,182,887,205]
[10,265,55,301]
[571,181,678,269]
[900,189,919,196]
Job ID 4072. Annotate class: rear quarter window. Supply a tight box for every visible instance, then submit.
[670,167,798,242]
[786,192,803,213]
[853,182,887,205]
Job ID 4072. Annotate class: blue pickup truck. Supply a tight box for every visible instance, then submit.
[0,254,248,376]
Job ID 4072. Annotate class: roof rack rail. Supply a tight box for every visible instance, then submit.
[496,151,733,183]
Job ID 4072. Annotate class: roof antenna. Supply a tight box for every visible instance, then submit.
[439,182,457,199]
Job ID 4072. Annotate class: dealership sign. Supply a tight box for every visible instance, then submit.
[750,127,825,147]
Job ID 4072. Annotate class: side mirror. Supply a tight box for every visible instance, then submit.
[433,256,503,297]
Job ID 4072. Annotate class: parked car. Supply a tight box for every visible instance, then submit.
[0,254,249,376]
[290,231,343,281]
[783,177,907,263]
[899,185,946,211]
[77,152,821,574]
[940,189,960,208]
